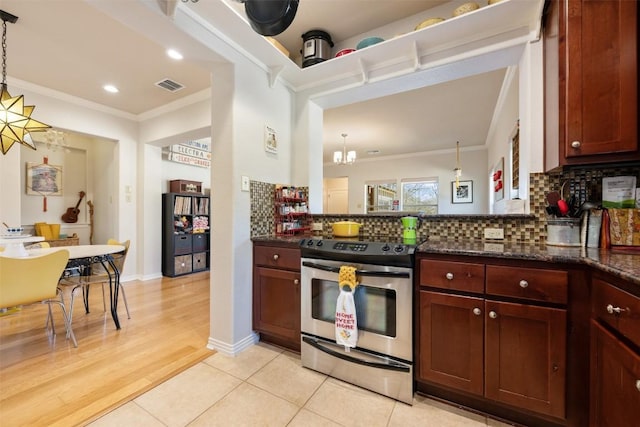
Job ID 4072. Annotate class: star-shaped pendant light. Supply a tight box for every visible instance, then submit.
[0,10,50,155]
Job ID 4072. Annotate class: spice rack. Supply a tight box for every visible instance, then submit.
[275,185,311,235]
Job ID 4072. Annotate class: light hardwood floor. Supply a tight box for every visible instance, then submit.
[0,271,213,427]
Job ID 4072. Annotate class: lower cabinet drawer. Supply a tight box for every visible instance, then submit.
[254,245,300,270]
[192,252,208,271]
[174,254,192,275]
[486,265,568,304]
[592,278,640,348]
[419,259,485,293]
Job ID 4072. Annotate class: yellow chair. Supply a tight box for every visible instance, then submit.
[58,239,131,322]
[0,250,77,347]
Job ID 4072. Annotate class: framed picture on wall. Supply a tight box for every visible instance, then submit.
[26,161,63,196]
[264,125,277,154]
[452,180,473,204]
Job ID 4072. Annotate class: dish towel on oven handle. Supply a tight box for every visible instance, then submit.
[336,265,358,351]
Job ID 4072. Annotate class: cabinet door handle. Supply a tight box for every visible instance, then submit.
[446,272,454,280]
[571,140,581,148]
[489,311,497,319]
[636,380,640,392]
[293,279,299,285]
[606,304,626,314]
[473,307,481,316]
[273,254,279,260]
[519,279,529,288]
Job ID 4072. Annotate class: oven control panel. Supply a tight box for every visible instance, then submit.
[300,238,416,256]
[300,238,417,267]
[333,242,368,252]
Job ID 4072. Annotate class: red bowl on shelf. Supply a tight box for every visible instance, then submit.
[335,48,355,57]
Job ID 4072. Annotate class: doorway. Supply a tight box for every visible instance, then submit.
[323,177,348,214]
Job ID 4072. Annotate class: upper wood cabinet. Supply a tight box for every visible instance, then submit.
[544,0,639,170]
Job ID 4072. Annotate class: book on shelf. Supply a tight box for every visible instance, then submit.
[173,196,192,215]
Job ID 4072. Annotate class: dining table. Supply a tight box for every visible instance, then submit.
[2,244,126,329]
[0,235,45,257]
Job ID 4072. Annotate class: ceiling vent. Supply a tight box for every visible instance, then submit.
[155,78,185,92]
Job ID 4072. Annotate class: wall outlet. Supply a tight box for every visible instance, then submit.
[484,228,504,240]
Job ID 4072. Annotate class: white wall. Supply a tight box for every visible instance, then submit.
[0,80,139,280]
[486,66,519,213]
[324,148,488,214]
[19,131,117,246]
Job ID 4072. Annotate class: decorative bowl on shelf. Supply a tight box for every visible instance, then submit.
[415,17,445,30]
[356,37,384,50]
[453,2,480,17]
[335,48,356,57]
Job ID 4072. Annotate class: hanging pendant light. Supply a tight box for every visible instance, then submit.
[453,141,462,188]
[0,10,50,155]
[333,133,356,165]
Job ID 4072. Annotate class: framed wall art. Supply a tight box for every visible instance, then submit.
[264,125,277,154]
[452,180,473,204]
[26,161,63,196]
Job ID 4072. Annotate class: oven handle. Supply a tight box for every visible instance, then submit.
[301,261,410,278]
[302,336,410,372]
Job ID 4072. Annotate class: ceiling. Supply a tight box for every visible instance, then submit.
[2,0,509,161]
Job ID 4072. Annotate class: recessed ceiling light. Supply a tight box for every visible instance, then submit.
[103,84,119,93]
[167,49,183,60]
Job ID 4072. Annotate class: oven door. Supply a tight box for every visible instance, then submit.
[300,258,413,362]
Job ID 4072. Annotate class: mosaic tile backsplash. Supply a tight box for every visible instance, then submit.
[250,164,639,244]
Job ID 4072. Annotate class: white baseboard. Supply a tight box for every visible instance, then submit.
[207,332,259,356]
[139,272,163,281]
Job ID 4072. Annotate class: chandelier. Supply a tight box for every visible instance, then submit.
[453,141,462,188]
[333,133,356,165]
[0,10,50,155]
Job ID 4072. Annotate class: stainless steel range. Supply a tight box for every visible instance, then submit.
[299,237,418,405]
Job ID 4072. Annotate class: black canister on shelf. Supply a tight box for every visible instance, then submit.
[301,30,334,68]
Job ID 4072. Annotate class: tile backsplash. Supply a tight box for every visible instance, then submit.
[250,163,639,244]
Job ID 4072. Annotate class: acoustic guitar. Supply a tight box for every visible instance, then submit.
[61,191,86,223]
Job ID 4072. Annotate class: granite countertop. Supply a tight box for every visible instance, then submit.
[417,240,640,287]
[252,235,640,287]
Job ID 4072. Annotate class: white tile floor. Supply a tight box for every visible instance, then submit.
[88,343,516,427]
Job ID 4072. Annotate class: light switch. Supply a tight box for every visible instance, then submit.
[241,176,250,192]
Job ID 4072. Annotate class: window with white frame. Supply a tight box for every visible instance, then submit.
[401,178,438,214]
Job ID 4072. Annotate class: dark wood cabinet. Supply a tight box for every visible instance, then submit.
[485,300,567,418]
[418,291,484,395]
[544,0,639,170]
[252,243,301,351]
[416,256,569,422]
[590,321,640,427]
[590,276,640,426]
[162,192,210,277]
